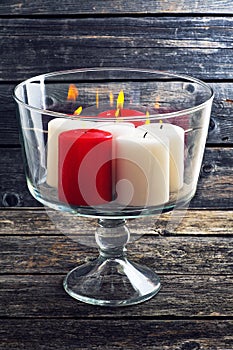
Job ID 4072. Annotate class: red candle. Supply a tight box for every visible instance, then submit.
[58,129,113,206]
[98,109,146,126]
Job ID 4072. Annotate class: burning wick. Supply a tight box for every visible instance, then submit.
[115,108,121,117]
[109,91,114,107]
[160,120,163,129]
[154,96,160,109]
[96,89,99,109]
[145,110,150,125]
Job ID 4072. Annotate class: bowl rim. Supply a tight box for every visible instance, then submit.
[13,67,214,121]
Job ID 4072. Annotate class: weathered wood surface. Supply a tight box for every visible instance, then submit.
[0,206,233,317]
[0,147,232,208]
[0,319,232,350]
[2,45,232,81]
[0,275,233,318]
[1,17,233,80]
[2,17,233,48]
[1,0,233,15]
[0,232,232,274]
[1,208,233,236]
[0,208,232,349]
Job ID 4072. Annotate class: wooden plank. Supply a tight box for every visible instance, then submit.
[3,46,232,81]
[0,274,232,317]
[1,209,233,236]
[2,17,233,48]
[0,147,232,208]
[208,83,233,144]
[1,0,233,15]
[0,148,39,207]
[0,208,154,236]
[0,234,232,274]
[194,147,233,209]
[0,84,19,145]
[3,82,233,145]
[1,17,233,80]
[0,319,232,350]
[154,209,233,236]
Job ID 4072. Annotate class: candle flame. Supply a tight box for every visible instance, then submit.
[109,91,114,107]
[73,106,82,115]
[154,96,160,109]
[145,110,150,125]
[117,90,124,109]
[67,84,78,101]
[96,89,99,109]
[115,90,124,117]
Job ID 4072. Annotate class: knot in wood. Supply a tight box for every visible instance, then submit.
[208,117,216,132]
[202,162,215,174]
[2,192,21,207]
[181,341,201,350]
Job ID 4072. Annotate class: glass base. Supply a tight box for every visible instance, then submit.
[63,256,161,306]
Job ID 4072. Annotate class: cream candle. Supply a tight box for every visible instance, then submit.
[96,122,136,199]
[138,123,184,192]
[47,118,94,188]
[97,122,135,138]
[115,133,169,207]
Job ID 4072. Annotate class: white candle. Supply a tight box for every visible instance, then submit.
[115,133,169,206]
[96,122,136,199]
[97,122,135,138]
[47,118,94,188]
[138,123,184,192]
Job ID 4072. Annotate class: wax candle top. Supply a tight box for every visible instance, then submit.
[96,122,135,137]
[98,109,145,118]
[48,118,94,129]
[98,109,146,127]
[59,128,112,141]
[138,122,184,138]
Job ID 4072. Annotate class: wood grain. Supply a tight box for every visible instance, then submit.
[1,208,233,236]
[2,17,233,48]
[0,274,232,318]
[0,234,232,274]
[0,319,232,350]
[1,17,233,80]
[1,210,232,347]
[0,0,233,15]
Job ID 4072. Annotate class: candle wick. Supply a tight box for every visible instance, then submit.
[143,132,148,138]
[160,124,163,130]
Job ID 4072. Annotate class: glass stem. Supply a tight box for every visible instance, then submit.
[96,219,130,259]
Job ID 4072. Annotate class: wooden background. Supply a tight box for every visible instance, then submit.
[0,1,233,349]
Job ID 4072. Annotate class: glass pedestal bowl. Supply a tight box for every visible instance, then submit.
[13,68,213,306]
